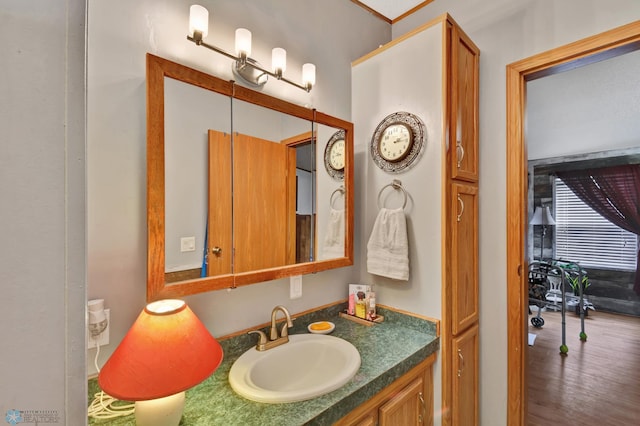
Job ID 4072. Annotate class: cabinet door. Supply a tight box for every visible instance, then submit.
[452,323,478,426]
[379,377,426,425]
[336,355,435,426]
[449,25,479,182]
[451,182,479,335]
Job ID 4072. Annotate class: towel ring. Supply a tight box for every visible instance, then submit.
[377,179,408,210]
[330,186,345,209]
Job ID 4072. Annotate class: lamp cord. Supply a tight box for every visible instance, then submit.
[87,336,135,420]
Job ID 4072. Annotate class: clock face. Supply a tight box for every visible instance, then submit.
[329,139,345,170]
[370,112,426,173]
[324,130,346,180]
[379,124,412,162]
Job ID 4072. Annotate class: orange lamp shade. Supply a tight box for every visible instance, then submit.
[98,300,223,401]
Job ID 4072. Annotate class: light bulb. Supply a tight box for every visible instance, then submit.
[302,63,316,88]
[146,299,186,315]
[189,5,209,38]
[271,48,287,75]
[235,28,252,57]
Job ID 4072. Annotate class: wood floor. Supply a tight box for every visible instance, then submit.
[527,309,640,425]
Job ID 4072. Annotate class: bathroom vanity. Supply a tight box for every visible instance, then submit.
[88,303,439,425]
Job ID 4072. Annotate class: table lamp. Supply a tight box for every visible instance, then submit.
[530,206,556,260]
[98,299,223,426]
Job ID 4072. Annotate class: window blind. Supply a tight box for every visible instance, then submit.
[554,178,638,270]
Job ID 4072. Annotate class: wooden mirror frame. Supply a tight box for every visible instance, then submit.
[146,53,354,302]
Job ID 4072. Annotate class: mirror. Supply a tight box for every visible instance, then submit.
[147,54,353,301]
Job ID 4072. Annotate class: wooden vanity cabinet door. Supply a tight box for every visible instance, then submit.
[335,355,435,426]
[379,376,425,425]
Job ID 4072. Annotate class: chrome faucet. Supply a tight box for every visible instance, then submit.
[248,305,294,351]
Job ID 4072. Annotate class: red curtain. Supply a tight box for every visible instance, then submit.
[557,164,640,295]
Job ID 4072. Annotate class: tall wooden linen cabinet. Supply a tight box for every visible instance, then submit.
[443,19,480,426]
[351,13,479,425]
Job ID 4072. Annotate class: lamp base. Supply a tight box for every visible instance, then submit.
[134,392,185,426]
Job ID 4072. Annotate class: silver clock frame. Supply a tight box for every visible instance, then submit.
[324,129,346,180]
[370,111,426,173]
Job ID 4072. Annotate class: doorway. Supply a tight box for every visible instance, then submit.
[505,20,640,425]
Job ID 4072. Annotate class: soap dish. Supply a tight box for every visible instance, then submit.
[308,321,335,334]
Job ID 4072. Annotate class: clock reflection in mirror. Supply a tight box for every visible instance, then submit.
[324,130,346,181]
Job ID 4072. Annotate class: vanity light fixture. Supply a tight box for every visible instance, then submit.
[98,299,223,426]
[187,4,316,92]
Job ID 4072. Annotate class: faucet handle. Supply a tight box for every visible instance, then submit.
[248,330,268,349]
[279,319,294,338]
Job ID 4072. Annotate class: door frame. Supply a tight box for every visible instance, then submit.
[506,20,640,425]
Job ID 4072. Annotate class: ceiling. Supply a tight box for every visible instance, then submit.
[354,0,434,22]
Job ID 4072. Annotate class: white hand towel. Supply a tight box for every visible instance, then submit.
[320,208,345,260]
[367,208,409,280]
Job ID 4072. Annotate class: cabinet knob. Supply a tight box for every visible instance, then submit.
[211,246,222,255]
[457,349,465,377]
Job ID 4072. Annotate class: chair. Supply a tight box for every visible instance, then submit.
[545,274,563,311]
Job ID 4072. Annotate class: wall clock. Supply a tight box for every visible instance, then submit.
[324,129,345,180]
[370,111,426,173]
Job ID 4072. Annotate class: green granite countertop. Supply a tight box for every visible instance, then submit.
[88,303,439,425]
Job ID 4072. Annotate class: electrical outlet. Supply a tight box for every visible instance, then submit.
[87,309,110,349]
[290,275,302,299]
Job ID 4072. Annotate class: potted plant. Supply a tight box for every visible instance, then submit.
[566,267,589,295]
[553,260,594,315]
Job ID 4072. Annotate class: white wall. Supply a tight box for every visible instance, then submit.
[87,0,389,376]
[527,49,640,160]
[352,22,445,424]
[0,1,86,424]
[392,1,640,424]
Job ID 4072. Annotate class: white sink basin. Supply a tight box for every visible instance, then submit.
[229,334,361,403]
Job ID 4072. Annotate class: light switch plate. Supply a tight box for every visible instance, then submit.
[290,275,302,299]
[180,236,196,252]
